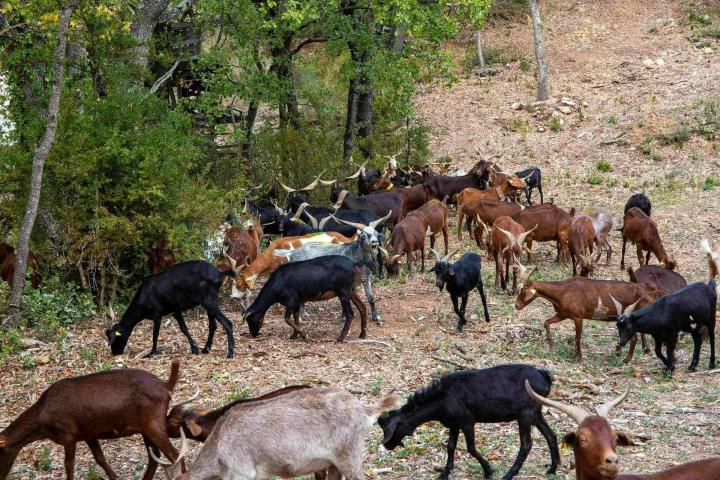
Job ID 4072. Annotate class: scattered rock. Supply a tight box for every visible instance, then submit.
[557,105,573,114]
[656,58,665,66]
[559,98,577,107]
[511,102,524,110]
[703,47,714,54]
[642,58,655,68]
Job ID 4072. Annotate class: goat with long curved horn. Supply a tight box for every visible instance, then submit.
[147,428,187,477]
[429,248,443,263]
[369,211,392,230]
[330,215,366,232]
[345,162,367,180]
[608,294,642,318]
[304,210,319,229]
[291,202,309,221]
[175,387,201,410]
[524,380,591,425]
[332,190,350,210]
[442,249,459,263]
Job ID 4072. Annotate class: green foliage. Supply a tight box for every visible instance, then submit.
[658,125,691,147]
[596,160,612,172]
[548,117,563,132]
[587,173,603,185]
[703,176,720,190]
[36,445,53,472]
[606,114,618,125]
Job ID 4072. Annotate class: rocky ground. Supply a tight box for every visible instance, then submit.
[1,0,719,478]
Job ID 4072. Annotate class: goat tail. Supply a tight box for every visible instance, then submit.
[366,394,402,421]
[627,266,637,283]
[166,359,181,392]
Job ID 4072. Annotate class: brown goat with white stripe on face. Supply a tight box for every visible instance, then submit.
[153,387,400,480]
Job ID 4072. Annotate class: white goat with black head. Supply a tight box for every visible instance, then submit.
[273,212,391,324]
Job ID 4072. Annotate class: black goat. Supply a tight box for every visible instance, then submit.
[243,256,366,341]
[277,213,319,237]
[378,364,559,480]
[515,167,543,205]
[330,188,403,227]
[287,196,379,237]
[106,261,236,358]
[245,199,283,235]
[431,250,490,331]
[614,280,717,374]
[624,193,651,217]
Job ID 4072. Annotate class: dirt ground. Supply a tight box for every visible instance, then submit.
[1,0,719,478]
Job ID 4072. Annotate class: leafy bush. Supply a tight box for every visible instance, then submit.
[21,276,96,329]
[587,173,604,185]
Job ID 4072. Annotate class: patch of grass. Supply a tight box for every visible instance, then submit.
[587,173,604,185]
[519,58,531,72]
[703,176,720,190]
[36,444,53,472]
[651,152,662,162]
[370,375,383,395]
[606,114,618,125]
[649,25,659,34]
[657,125,691,147]
[483,46,525,66]
[687,7,712,26]
[549,117,563,132]
[699,25,720,38]
[606,178,619,187]
[505,116,531,134]
[227,385,254,402]
[596,160,612,172]
[640,137,653,155]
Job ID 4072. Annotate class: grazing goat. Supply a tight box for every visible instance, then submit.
[397,184,427,215]
[379,365,559,480]
[627,265,687,295]
[0,360,182,480]
[525,381,633,480]
[245,199,283,236]
[385,215,428,274]
[331,189,403,227]
[568,215,596,277]
[431,250,491,331]
[488,216,535,293]
[147,239,176,275]
[624,193,651,217]
[590,211,614,264]
[154,387,400,480]
[614,280,717,373]
[227,231,352,302]
[220,218,262,272]
[701,238,720,282]
[515,167,543,204]
[527,382,720,480]
[106,261,236,358]
[243,256,367,341]
[621,207,675,270]
[0,245,41,289]
[423,160,493,205]
[456,178,524,236]
[512,204,574,263]
[514,269,662,361]
[273,213,390,324]
[165,385,331,480]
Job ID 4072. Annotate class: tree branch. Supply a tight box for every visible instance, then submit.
[149,58,181,94]
[289,37,327,56]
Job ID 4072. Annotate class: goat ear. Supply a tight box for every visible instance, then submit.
[616,430,635,446]
[562,431,577,447]
[448,266,455,276]
[186,419,203,437]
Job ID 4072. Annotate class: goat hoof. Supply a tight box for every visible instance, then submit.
[226,352,235,359]
[143,350,157,359]
[687,366,697,373]
[191,347,200,355]
[359,332,367,339]
[201,347,211,354]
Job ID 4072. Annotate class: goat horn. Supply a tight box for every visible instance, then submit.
[369,210,392,230]
[430,248,442,263]
[516,224,537,247]
[595,388,630,418]
[345,163,367,180]
[318,214,333,230]
[223,247,238,272]
[379,247,390,259]
[442,249,459,263]
[495,226,517,248]
[608,294,624,317]
[271,199,284,215]
[319,178,338,186]
[148,428,187,467]
[299,173,324,192]
[332,190,349,209]
[176,386,200,408]
[278,178,297,193]
[624,296,643,317]
[305,210,319,229]
[291,202,309,221]
[331,215,366,232]
[520,172,534,183]
[524,379,591,425]
[242,199,249,214]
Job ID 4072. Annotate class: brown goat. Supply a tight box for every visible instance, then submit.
[221,218,263,272]
[0,245,41,289]
[397,184,427,215]
[456,178,524,238]
[488,216,535,293]
[514,270,662,361]
[627,265,687,295]
[458,198,523,242]
[0,360,182,480]
[147,239,176,275]
[525,381,634,480]
[385,215,428,275]
[568,215,596,277]
[527,382,720,480]
[511,204,574,263]
[410,199,449,254]
[621,207,675,270]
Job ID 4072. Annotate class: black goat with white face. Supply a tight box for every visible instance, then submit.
[614,280,717,374]
[514,167,543,204]
[431,250,491,331]
[378,364,560,480]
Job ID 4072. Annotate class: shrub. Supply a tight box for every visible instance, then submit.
[587,173,603,185]
[596,160,612,172]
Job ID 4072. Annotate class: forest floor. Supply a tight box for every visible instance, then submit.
[1,0,719,479]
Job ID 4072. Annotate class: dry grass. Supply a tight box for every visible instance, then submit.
[1,0,720,478]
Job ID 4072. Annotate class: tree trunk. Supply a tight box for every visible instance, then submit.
[356,50,374,159]
[6,0,80,327]
[528,0,549,101]
[129,0,172,70]
[241,100,259,158]
[476,30,486,68]
[342,49,361,163]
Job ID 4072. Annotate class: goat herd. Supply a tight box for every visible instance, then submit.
[1,157,719,479]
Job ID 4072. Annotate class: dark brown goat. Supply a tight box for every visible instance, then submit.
[385,215,427,275]
[627,265,687,295]
[568,215,596,277]
[0,244,41,289]
[397,184,427,215]
[331,189,403,227]
[0,360,182,480]
[511,204,574,263]
[621,207,675,270]
[147,239,176,275]
[422,159,493,205]
[514,271,662,362]
[488,216,535,293]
